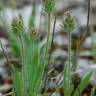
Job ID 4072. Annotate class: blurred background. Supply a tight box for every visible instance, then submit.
[0,0,96,95]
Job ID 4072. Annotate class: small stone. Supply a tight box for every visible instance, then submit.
[0,84,13,93]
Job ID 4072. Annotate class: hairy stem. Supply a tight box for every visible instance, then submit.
[41,13,51,93]
[43,13,51,68]
[68,31,71,89]
[45,13,51,59]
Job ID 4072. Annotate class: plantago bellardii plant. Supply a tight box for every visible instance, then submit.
[42,0,55,78]
[42,0,55,59]
[12,14,45,96]
[0,0,55,95]
[63,11,76,95]
[42,0,55,92]
[63,11,92,96]
[0,1,93,96]
[12,15,26,96]
[10,0,56,95]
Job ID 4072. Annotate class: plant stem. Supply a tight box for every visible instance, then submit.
[0,40,9,63]
[41,13,51,94]
[48,17,56,64]
[68,31,71,89]
[72,0,91,71]
[78,0,91,49]
[0,40,15,71]
[43,13,51,67]
[18,34,27,96]
[86,0,91,35]
[45,13,51,58]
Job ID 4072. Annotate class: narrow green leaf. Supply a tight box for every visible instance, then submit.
[12,71,23,96]
[66,84,74,96]
[64,63,71,95]
[74,72,92,96]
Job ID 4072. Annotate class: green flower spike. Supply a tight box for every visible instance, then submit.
[42,0,55,13]
[63,11,76,94]
[63,11,76,32]
[12,15,24,35]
